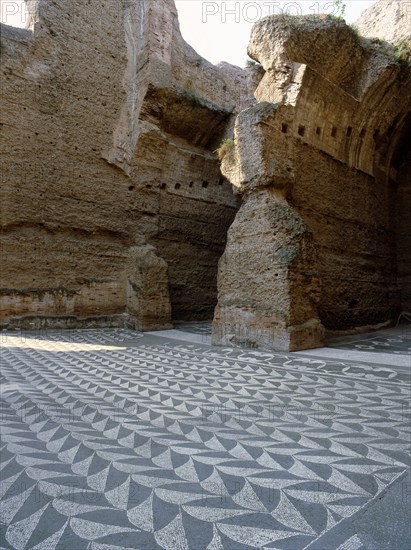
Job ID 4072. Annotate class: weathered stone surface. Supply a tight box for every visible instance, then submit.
[213,4,410,350]
[125,244,172,331]
[1,0,409,351]
[0,0,252,329]
[248,14,367,98]
[213,189,324,351]
[355,0,411,44]
[395,124,411,314]
[214,100,325,350]
[219,102,295,192]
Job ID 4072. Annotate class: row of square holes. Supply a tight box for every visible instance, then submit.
[166,179,226,191]
[129,180,225,192]
[281,123,367,139]
[170,180,208,190]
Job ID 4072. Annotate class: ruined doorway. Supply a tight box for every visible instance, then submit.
[152,177,239,323]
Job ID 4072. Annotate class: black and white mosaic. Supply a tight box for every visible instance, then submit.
[0,329,410,549]
[327,326,411,357]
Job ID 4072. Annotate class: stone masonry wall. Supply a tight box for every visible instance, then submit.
[213,9,410,350]
[0,0,251,329]
[1,0,409,349]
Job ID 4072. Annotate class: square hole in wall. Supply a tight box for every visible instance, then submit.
[298,125,305,137]
[331,126,337,138]
[281,123,288,134]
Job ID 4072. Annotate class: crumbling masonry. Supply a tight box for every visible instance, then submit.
[1,0,410,351]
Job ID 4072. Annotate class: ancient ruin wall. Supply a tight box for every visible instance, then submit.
[1,0,409,346]
[394,120,411,314]
[355,0,411,44]
[354,0,411,319]
[213,9,410,350]
[0,0,251,329]
[354,0,411,320]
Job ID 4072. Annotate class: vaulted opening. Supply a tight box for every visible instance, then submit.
[392,114,411,314]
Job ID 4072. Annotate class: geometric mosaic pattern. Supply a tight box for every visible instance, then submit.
[1,329,410,549]
[328,326,411,357]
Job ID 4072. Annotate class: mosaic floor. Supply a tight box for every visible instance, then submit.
[328,326,411,356]
[0,328,410,550]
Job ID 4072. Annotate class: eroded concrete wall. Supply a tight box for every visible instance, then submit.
[395,125,411,314]
[1,0,251,329]
[213,10,410,350]
[2,0,409,348]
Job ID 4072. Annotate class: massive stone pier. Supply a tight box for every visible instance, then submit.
[213,7,410,351]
